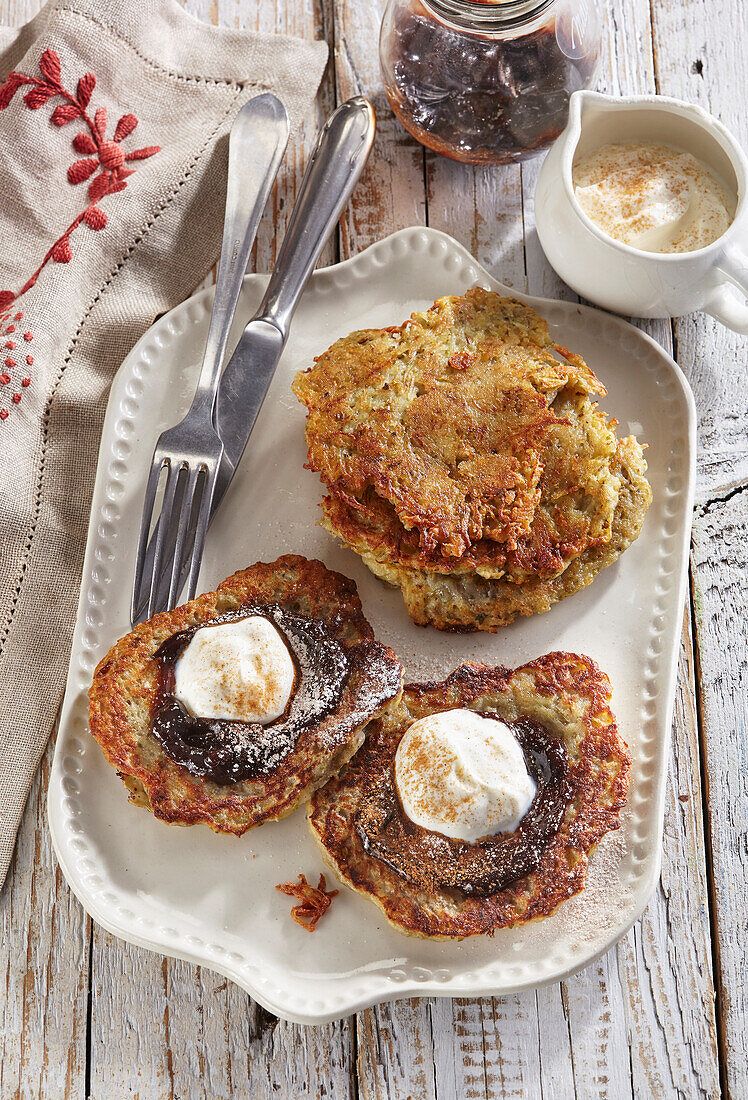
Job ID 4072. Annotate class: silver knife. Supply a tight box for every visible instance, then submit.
[213,96,376,490]
[132,97,376,623]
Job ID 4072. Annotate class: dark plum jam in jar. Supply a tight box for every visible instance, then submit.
[380,0,601,164]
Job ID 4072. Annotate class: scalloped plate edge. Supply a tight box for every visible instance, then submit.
[48,226,696,1024]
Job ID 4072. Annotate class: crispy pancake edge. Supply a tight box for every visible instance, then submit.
[320,387,622,582]
[88,555,403,835]
[308,653,630,938]
[357,436,652,630]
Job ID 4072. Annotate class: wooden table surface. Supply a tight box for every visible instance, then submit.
[1,0,745,1097]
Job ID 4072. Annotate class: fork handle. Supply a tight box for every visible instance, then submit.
[255,97,376,338]
[192,93,289,411]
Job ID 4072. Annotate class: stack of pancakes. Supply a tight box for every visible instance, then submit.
[293,289,652,631]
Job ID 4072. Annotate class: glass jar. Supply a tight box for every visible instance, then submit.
[380,0,601,165]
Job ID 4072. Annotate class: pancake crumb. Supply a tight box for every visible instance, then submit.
[276,873,338,932]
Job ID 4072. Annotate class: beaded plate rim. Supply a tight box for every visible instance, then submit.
[48,227,696,1025]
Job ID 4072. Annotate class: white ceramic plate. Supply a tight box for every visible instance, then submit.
[48,227,695,1025]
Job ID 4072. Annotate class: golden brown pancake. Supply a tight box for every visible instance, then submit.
[293,288,652,630]
[320,388,623,583]
[308,653,630,938]
[293,288,604,563]
[89,556,403,835]
[359,437,652,631]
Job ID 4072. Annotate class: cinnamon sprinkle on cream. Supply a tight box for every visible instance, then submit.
[573,140,735,253]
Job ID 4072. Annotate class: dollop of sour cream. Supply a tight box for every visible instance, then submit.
[174,616,295,724]
[394,709,536,844]
[572,141,735,253]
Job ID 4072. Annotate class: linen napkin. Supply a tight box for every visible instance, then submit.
[0,0,327,886]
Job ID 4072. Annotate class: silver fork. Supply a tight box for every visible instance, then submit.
[131,93,289,624]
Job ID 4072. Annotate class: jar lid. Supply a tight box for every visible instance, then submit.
[423,0,556,31]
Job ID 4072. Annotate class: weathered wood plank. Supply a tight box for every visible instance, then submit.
[535,987,577,1100]
[433,995,547,1100]
[0,0,735,1097]
[0,730,90,1100]
[0,0,40,36]
[356,999,436,1100]
[427,158,526,293]
[523,3,720,1096]
[651,3,748,1095]
[331,0,426,256]
[88,945,356,1100]
[549,616,719,1100]
[691,488,748,1100]
[651,0,748,503]
[619,611,719,1099]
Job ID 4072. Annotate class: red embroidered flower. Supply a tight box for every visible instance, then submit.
[68,108,159,202]
[0,47,161,419]
[0,49,160,222]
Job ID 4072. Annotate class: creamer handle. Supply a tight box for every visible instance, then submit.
[704,242,748,333]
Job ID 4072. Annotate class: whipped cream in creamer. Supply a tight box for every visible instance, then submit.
[394,709,536,844]
[174,616,295,724]
[573,141,735,253]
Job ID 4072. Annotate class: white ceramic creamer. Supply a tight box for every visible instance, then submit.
[535,91,748,331]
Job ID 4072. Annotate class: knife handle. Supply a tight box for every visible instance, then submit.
[255,96,376,338]
[195,93,289,410]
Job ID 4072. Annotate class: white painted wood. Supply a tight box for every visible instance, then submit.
[650,0,748,504]
[535,987,577,1100]
[613,615,720,1100]
[651,4,748,1096]
[460,995,544,1099]
[427,158,526,293]
[356,999,436,1100]
[0,0,737,1096]
[0,731,90,1100]
[331,0,427,256]
[88,941,356,1099]
[692,490,748,1100]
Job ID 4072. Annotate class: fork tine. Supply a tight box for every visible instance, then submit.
[131,457,167,625]
[183,465,218,603]
[164,464,200,610]
[149,464,187,614]
[145,460,182,621]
